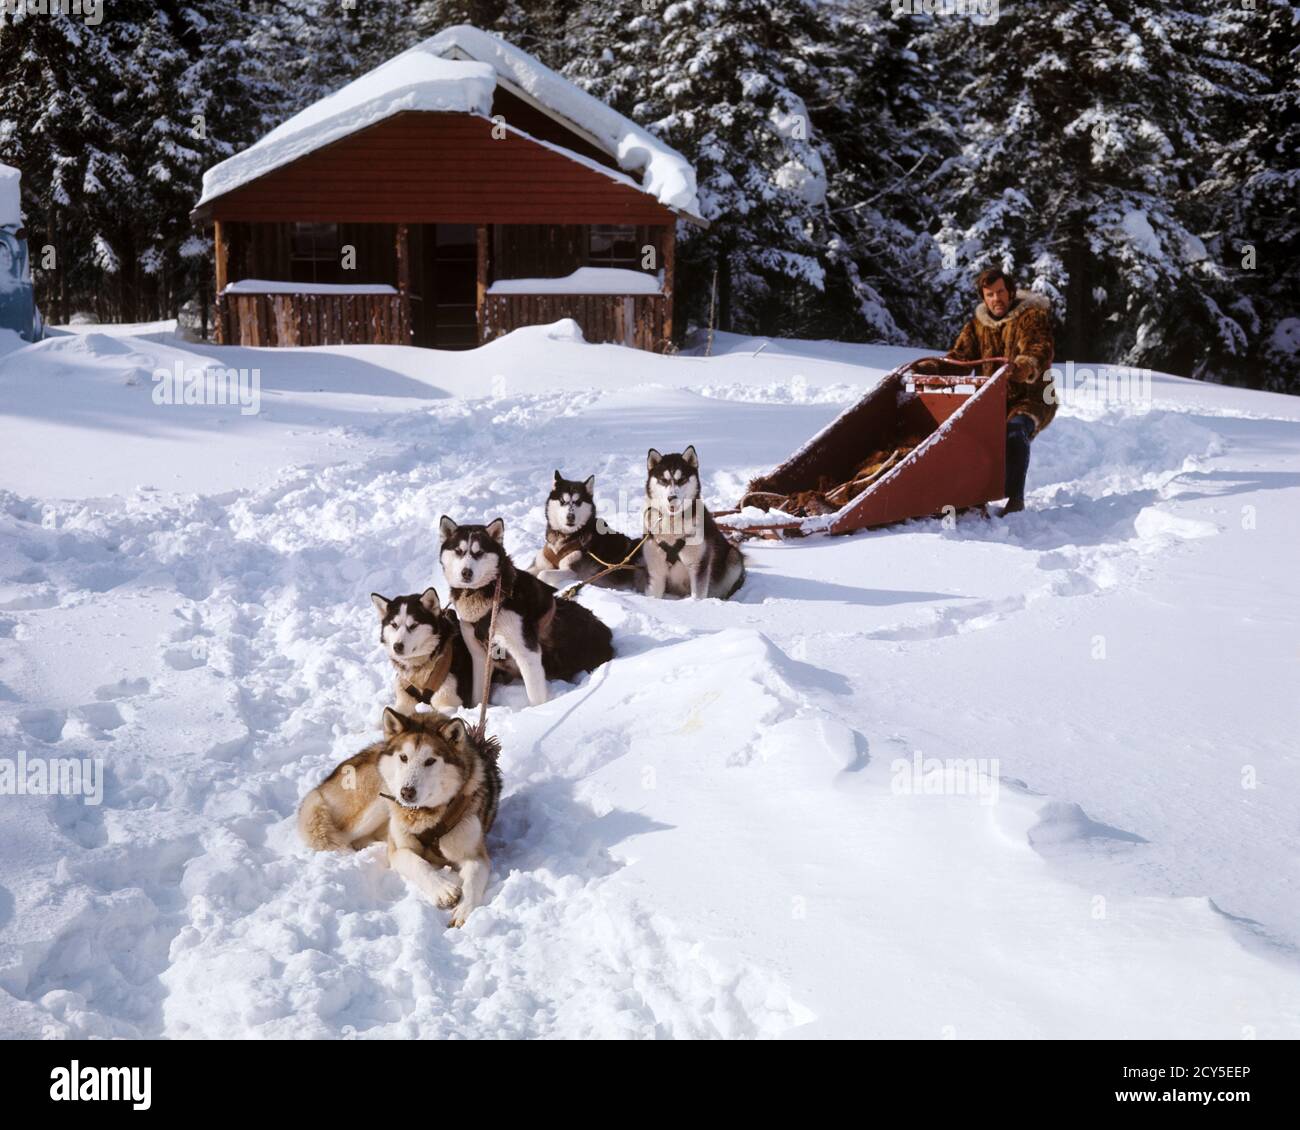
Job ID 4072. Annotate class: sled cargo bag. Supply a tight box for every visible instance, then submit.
[718,358,1010,537]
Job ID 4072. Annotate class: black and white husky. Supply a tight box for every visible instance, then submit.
[528,471,645,590]
[643,446,746,600]
[370,589,475,713]
[371,589,518,712]
[439,516,615,706]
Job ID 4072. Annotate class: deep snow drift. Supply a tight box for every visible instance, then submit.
[0,323,1297,1038]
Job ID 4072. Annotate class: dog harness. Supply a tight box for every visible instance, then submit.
[541,531,590,569]
[397,640,455,704]
[376,788,476,859]
[415,789,476,850]
[656,538,687,564]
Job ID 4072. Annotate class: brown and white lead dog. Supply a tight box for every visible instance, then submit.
[297,709,502,927]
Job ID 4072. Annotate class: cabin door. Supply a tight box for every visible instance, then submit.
[416,223,477,349]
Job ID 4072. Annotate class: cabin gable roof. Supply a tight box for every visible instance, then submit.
[195,25,701,224]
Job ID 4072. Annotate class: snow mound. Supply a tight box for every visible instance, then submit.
[1132,506,1219,544]
[494,318,588,344]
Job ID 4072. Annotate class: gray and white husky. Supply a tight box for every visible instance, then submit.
[528,471,645,590]
[643,446,745,600]
[440,516,615,706]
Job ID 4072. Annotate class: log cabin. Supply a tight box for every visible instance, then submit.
[189,25,704,352]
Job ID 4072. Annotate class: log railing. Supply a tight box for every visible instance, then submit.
[481,292,669,352]
[217,290,411,347]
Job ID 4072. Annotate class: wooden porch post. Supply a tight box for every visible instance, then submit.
[213,220,229,344]
[395,223,410,292]
[213,220,229,293]
[660,221,675,348]
[476,223,489,345]
[395,223,410,344]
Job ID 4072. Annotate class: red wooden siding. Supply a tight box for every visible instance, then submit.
[489,88,619,173]
[199,112,676,226]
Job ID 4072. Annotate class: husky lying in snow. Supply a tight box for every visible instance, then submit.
[528,471,645,590]
[643,446,746,600]
[440,516,614,707]
[297,708,501,927]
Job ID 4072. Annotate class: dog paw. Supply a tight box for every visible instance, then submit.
[421,877,460,909]
[448,903,474,929]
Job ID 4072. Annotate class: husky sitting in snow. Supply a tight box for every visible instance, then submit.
[297,708,502,927]
[643,446,746,600]
[440,516,614,707]
[528,471,645,591]
[371,589,474,713]
[371,588,518,713]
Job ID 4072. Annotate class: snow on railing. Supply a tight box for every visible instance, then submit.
[486,267,661,296]
[222,279,399,296]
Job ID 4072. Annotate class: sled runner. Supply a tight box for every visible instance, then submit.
[716,357,1010,539]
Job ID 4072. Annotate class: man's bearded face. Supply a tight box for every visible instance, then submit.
[982,279,1013,318]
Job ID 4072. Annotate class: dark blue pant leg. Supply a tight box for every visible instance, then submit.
[1004,414,1035,501]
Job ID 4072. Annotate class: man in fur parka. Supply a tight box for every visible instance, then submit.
[926,267,1057,515]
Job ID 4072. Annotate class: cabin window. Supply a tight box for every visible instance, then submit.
[588,224,643,271]
[290,222,341,284]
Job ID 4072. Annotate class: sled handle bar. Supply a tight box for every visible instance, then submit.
[906,357,1010,388]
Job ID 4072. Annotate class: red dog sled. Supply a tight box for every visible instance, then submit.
[716,357,1011,539]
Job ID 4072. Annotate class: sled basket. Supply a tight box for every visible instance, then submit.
[716,357,1010,539]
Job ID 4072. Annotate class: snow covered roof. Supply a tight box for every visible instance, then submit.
[197,25,700,219]
[197,48,495,210]
[428,26,697,216]
[0,163,21,228]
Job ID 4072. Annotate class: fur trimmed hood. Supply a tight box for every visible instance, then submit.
[975,288,1051,329]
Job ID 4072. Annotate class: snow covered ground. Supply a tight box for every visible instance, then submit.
[0,322,1297,1038]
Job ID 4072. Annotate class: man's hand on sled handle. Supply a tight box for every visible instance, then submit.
[1008,307,1053,384]
[910,354,992,377]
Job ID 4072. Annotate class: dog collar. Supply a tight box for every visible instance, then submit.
[380,790,474,845]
